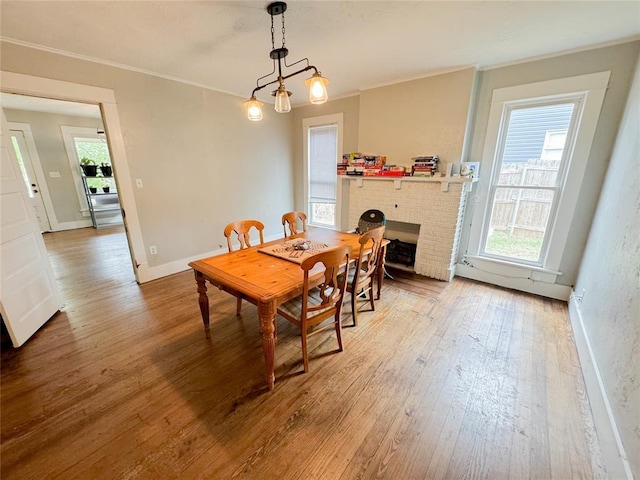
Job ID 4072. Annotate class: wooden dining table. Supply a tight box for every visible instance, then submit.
[188,227,387,390]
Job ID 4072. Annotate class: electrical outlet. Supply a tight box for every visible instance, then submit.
[149,245,157,255]
[136,179,144,188]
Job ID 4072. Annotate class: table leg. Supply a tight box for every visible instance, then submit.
[376,244,387,300]
[258,300,276,391]
[194,270,210,340]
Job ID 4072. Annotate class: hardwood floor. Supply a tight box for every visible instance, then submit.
[1,227,605,479]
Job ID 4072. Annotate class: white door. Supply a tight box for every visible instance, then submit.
[9,130,52,232]
[0,108,62,347]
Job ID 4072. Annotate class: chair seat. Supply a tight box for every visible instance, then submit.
[278,288,336,323]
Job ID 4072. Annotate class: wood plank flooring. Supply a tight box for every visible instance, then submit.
[1,227,605,479]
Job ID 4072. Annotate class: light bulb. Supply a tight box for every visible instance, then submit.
[274,84,291,113]
[244,96,264,121]
[305,72,329,104]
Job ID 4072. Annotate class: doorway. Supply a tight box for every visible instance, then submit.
[1,94,134,298]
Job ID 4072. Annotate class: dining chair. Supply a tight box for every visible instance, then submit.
[345,226,386,327]
[356,209,386,234]
[356,209,393,281]
[223,219,265,315]
[282,211,307,237]
[277,245,350,373]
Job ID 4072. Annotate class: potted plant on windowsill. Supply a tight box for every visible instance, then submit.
[80,157,98,176]
[100,163,112,177]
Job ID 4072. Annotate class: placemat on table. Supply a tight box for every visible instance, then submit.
[258,239,330,264]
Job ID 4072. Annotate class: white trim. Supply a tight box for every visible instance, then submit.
[454,263,571,300]
[52,219,93,231]
[136,233,283,283]
[7,123,58,230]
[302,113,344,230]
[0,71,146,283]
[568,296,634,480]
[467,71,610,282]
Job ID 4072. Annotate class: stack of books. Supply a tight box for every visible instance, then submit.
[411,155,439,177]
[339,153,387,176]
[379,165,407,177]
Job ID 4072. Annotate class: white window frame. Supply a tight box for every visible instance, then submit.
[61,125,108,214]
[478,97,581,267]
[302,113,344,230]
[466,71,610,280]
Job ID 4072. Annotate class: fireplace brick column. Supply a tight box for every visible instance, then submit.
[346,178,470,281]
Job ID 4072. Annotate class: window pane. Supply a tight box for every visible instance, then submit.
[11,136,33,198]
[310,202,335,226]
[497,103,574,187]
[485,187,556,262]
[309,125,337,203]
[74,138,111,165]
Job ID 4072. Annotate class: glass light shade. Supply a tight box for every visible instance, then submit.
[305,72,329,104]
[244,96,264,121]
[274,84,292,113]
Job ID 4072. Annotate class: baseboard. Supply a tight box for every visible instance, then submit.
[135,233,283,284]
[52,219,93,231]
[568,296,633,480]
[454,263,571,300]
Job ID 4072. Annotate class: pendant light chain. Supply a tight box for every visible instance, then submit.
[281,12,286,49]
[270,13,275,51]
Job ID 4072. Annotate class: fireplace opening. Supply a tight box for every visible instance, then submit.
[384,220,419,270]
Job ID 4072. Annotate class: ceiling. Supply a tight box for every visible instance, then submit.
[1,1,639,108]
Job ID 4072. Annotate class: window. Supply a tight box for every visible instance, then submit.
[303,114,343,229]
[482,101,577,264]
[466,71,610,279]
[61,126,111,213]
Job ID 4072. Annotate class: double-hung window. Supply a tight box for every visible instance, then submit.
[481,101,578,265]
[303,114,343,229]
[466,71,610,279]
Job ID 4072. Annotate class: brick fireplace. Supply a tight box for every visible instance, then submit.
[345,177,472,281]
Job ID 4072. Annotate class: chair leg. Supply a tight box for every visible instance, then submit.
[351,290,358,327]
[368,288,375,312]
[301,328,309,373]
[335,313,344,352]
[236,297,242,316]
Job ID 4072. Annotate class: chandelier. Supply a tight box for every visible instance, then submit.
[244,1,329,121]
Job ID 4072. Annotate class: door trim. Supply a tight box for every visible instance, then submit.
[1,71,146,283]
[9,122,58,230]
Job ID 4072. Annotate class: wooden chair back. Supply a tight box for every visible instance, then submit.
[282,211,307,237]
[348,226,386,326]
[277,244,350,372]
[223,220,265,252]
[300,245,350,325]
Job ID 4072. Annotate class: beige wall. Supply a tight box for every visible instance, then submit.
[574,53,640,479]
[291,95,360,213]
[461,41,640,287]
[5,109,101,224]
[1,41,294,269]
[358,68,476,168]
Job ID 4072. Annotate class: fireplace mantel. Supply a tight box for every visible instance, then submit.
[343,175,476,192]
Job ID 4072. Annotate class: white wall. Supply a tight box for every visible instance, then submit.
[1,41,294,273]
[572,54,640,479]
